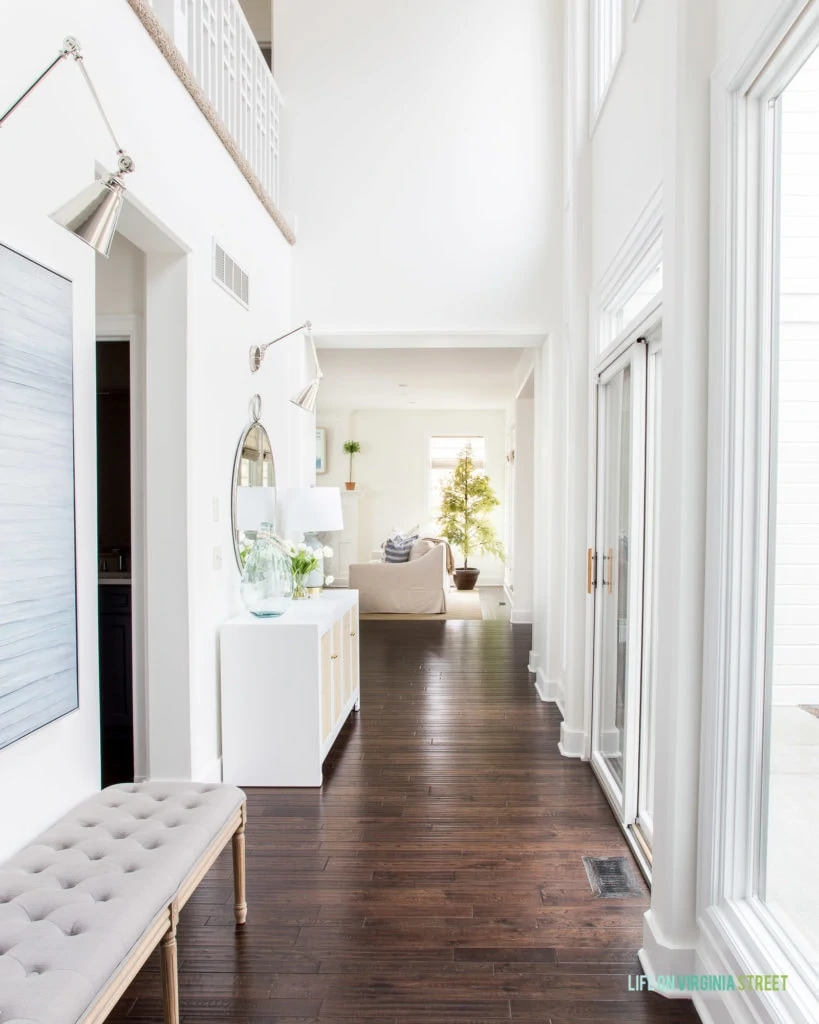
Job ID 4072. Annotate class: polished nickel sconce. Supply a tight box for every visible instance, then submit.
[0,37,136,257]
[249,320,323,413]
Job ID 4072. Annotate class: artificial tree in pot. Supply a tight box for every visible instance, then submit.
[343,440,361,490]
[437,442,504,590]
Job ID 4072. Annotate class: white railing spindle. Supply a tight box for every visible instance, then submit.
[180,0,281,205]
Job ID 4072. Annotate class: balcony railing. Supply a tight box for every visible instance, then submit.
[147,0,281,207]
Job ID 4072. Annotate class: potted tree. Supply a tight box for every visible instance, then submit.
[437,442,504,590]
[343,440,361,491]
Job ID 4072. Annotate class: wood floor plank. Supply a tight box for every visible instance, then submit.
[106,620,699,1023]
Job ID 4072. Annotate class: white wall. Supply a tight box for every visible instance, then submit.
[0,0,306,854]
[317,410,353,491]
[238,0,272,43]
[591,0,666,283]
[559,0,783,996]
[275,0,563,336]
[557,0,735,989]
[509,394,535,622]
[96,235,145,316]
[320,409,508,584]
[773,48,819,707]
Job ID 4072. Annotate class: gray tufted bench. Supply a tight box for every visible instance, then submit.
[0,781,247,1024]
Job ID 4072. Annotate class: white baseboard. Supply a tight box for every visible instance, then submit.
[197,757,223,783]
[638,910,697,1000]
[535,668,563,703]
[527,650,540,673]
[558,721,586,758]
[687,908,815,1024]
[534,671,549,701]
[689,929,756,1024]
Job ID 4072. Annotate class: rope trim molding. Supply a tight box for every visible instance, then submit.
[124,0,296,246]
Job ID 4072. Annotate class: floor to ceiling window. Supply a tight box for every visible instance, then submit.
[763,41,819,976]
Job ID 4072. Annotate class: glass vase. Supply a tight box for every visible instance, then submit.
[292,573,308,600]
[239,523,293,618]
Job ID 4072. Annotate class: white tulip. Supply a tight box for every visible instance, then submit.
[324,575,335,586]
[323,546,334,558]
[297,542,308,552]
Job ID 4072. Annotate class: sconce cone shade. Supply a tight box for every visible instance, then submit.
[50,174,126,258]
[290,379,321,413]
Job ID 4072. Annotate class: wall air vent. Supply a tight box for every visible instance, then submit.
[213,240,249,309]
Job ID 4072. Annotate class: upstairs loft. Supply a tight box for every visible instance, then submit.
[140,0,291,241]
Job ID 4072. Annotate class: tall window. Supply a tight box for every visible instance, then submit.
[590,0,624,128]
[428,436,486,525]
[761,42,819,970]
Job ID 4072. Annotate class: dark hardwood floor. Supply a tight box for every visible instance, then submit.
[111,621,700,1023]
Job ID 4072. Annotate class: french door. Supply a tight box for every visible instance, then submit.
[589,324,661,862]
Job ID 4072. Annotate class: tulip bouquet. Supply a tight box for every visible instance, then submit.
[288,540,335,599]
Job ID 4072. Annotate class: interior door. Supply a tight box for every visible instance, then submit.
[590,340,647,826]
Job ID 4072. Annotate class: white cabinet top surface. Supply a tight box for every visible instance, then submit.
[224,589,359,631]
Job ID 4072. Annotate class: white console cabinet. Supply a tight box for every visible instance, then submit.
[220,590,360,786]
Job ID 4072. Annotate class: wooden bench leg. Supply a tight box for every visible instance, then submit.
[232,802,248,925]
[160,904,180,1024]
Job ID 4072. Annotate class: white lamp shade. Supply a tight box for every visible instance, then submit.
[280,487,343,538]
[235,486,277,532]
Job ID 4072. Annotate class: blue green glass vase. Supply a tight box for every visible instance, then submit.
[239,523,294,618]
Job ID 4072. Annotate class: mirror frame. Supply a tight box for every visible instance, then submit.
[231,394,276,572]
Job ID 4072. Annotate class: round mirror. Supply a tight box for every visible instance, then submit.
[231,396,276,571]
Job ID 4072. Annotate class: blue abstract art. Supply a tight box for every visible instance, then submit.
[0,244,78,749]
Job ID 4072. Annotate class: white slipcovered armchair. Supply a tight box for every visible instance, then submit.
[349,541,448,613]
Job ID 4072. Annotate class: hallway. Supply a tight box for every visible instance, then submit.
[113,621,700,1022]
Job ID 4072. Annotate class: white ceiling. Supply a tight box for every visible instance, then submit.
[315,347,526,411]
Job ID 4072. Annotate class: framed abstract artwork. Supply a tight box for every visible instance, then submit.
[316,427,327,474]
[0,244,78,749]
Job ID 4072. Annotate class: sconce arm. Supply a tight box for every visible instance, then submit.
[250,320,313,373]
[308,331,323,381]
[0,37,134,174]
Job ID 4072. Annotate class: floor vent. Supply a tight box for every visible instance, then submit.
[582,856,643,898]
[213,241,249,308]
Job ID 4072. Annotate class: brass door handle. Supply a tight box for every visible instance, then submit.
[589,544,601,593]
[601,548,614,593]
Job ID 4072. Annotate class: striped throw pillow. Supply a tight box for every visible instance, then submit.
[383,534,417,563]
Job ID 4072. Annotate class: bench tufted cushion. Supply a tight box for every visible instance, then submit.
[0,782,244,1024]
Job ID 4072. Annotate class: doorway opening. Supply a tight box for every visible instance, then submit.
[96,339,134,787]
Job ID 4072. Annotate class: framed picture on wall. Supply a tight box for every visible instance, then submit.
[0,244,78,750]
[316,428,327,474]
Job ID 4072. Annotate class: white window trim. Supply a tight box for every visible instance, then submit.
[701,1,819,1022]
[591,183,663,360]
[589,0,625,133]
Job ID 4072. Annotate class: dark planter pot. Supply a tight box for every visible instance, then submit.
[453,567,480,591]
